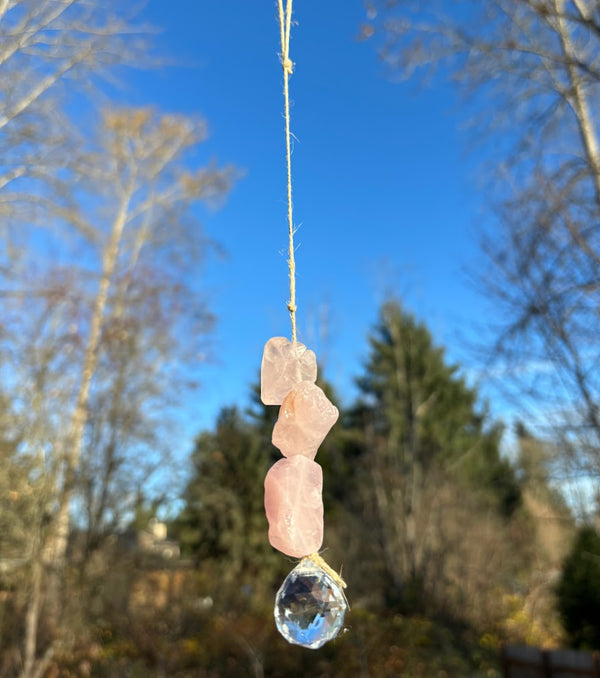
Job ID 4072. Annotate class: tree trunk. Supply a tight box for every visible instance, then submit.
[46,185,133,569]
[32,183,134,664]
[555,0,600,206]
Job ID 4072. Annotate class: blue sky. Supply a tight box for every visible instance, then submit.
[127,1,491,436]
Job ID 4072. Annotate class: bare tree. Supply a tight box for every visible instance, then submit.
[0,107,233,678]
[0,275,86,677]
[0,3,238,675]
[365,0,600,503]
[0,0,151,234]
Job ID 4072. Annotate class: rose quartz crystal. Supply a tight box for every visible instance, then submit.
[264,455,323,558]
[260,337,317,405]
[272,381,339,459]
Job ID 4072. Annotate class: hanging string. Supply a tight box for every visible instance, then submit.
[277,0,297,344]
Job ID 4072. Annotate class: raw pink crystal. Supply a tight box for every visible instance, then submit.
[261,337,317,405]
[272,381,339,459]
[264,455,323,558]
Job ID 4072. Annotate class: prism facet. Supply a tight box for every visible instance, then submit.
[261,337,317,405]
[264,456,323,558]
[275,557,347,649]
[272,381,339,459]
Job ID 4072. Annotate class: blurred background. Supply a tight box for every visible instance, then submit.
[1,0,600,676]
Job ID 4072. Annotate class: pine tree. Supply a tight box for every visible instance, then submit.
[351,301,520,610]
[173,404,284,603]
[557,525,600,649]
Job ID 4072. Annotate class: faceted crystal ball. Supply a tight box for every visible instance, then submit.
[264,456,323,558]
[261,337,317,405]
[275,558,347,649]
[272,381,339,459]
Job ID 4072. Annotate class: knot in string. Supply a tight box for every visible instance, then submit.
[282,57,293,74]
[304,553,349,606]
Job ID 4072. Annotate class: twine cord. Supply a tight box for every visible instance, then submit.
[275,3,348,615]
[304,552,349,609]
[304,552,347,590]
[277,0,297,344]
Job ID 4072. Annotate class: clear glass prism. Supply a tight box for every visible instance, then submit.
[274,557,347,649]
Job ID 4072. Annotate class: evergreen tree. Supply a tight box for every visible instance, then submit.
[173,403,286,609]
[557,525,600,649]
[351,301,521,610]
[176,408,266,563]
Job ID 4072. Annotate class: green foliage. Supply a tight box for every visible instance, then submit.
[358,301,519,507]
[0,397,38,563]
[175,407,263,558]
[172,405,282,592]
[460,425,522,517]
[346,301,523,611]
[557,525,600,649]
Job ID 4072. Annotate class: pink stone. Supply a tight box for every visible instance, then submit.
[264,456,323,558]
[272,381,339,459]
[260,336,317,405]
